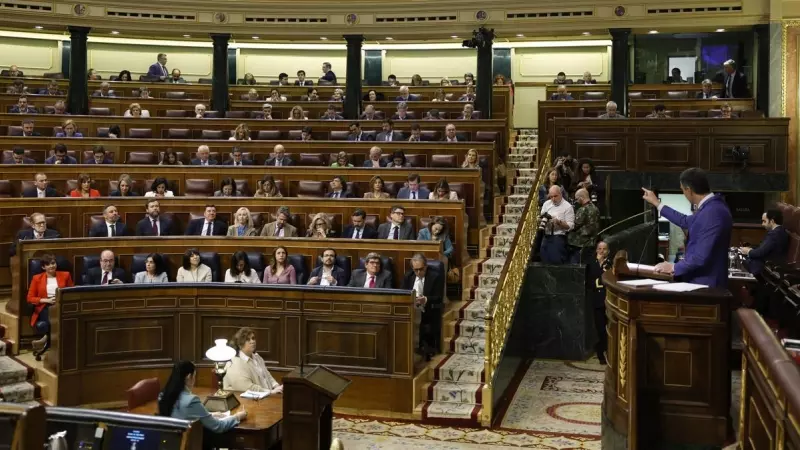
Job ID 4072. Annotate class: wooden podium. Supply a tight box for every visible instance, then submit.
[601,262,733,449]
[282,365,351,450]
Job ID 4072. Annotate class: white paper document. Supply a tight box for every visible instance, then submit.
[619,278,670,287]
[652,282,708,292]
[627,263,657,272]
[241,390,270,399]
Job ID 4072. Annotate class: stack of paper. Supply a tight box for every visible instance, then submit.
[619,279,669,287]
[652,282,708,292]
[241,390,270,399]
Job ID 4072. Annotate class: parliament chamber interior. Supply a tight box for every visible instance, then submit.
[0,0,799,449]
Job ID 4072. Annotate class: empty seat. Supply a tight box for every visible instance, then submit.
[233,179,251,197]
[198,78,212,84]
[165,110,189,118]
[678,110,702,118]
[298,153,326,166]
[89,107,112,116]
[245,252,267,279]
[203,111,221,118]
[628,92,643,99]
[199,252,221,281]
[666,91,689,99]
[129,128,153,139]
[431,154,457,168]
[582,92,606,100]
[97,127,110,137]
[7,126,23,136]
[256,130,282,140]
[126,378,161,411]
[164,91,187,99]
[296,181,326,198]
[184,179,214,197]
[0,180,12,198]
[475,131,497,143]
[330,131,349,141]
[127,152,157,164]
[362,130,377,140]
[455,131,470,142]
[166,128,191,139]
[225,111,249,119]
[287,254,309,285]
[405,154,426,167]
[201,130,225,140]
[420,130,439,142]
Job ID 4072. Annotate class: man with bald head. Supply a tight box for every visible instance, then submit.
[540,184,575,264]
[265,144,294,166]
[191,145,217,166]
[568,188,600,263]
[86,249,128,285]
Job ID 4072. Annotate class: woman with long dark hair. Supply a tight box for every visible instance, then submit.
[538,168,568,207]
[157,360,246,432]
[225,251,260,283]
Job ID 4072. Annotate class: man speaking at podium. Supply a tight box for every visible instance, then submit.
[642,168,732,288]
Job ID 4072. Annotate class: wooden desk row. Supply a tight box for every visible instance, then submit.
[543,83,724,100]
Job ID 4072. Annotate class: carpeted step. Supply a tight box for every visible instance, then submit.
[503,203,524,215]
[432,354,485,383]
[507,160,532,169]
[489,246,509,258]
[446,336,486,355]
[425,380,484,404]
[508,194,528,205]
[0,381,40,403]
[0,356,34,387]
[496,224,518,238]
[477,273,500,290]
[449,319,486,340]
[421,401,482,426]
[514,176,535,185]
[502,213,521,224]
[513,184,532,196]
[473,287,495,303]
[491,235,515,247]
[459,301,486,320]
[479,258,506,275]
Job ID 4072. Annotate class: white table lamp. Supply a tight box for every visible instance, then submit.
[203,339,240,412]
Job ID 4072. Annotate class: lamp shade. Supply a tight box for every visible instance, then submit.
[205,339,236,362]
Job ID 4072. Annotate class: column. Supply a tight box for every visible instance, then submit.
[609,29,631,116]
[210,33,231,113]
[754,25,770,115]
[344,34,364,120]
[66,26,90,115]
[475,29,494,119]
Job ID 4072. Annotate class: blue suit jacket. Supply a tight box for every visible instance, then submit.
[45,155,78,164]
[147,63,168,78]
[660,195,732,288]
[746,226,789,275]
[397,187,431,200]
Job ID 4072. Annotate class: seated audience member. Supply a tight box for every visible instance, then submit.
[89,204,128,237]
[392,102,411,121]
[458,85,475,102]
[288,105,306,120]
[365,175,390,199]
[227,207,258,237]
[377,119,402,142]
[720,103,734,119]
[107,125,121,138]
[10,96,37,114]
[366,90,379,102]
[260,103,273,119]
[186,205,228,236]
[554,71,568,84]
[458,104,475,120]
[463,148,481,170]
[494,74,507,86]
[147,53,169,80]
[430,178,459,200]
[327,175,353,199]
[433,89,448,102]
[45,143,77,165]
[599,101,626,119]
[578,71,595,84]
[51,100,68,115]
[396,86,419,102]
[740,209,790,276]
[308,248,348,286]
[87,145,111,164]
[87,249,127,284]
[91,82,116,97]
[168,69,186,84]
[6,79,28,95]
[363,146,385,168]
[646,104,670,119]
[378,205,414,240]
[69,173,101,198]
[306,88,320,101]
[439,78,451,86]
[214,178,240,197]
[176,248,212,282]
[307,213,333,239]
[3,146,35,164]
[56,119,83,137]
[124,102,150,118]
[386,74,399,86]
[23,173,59,198]
[246,88,260,101]
[230,123,252,141]
[398,173,431,200]
[224,328,281,393]
[697,79,717,99]
[442,123,464,142]
[137,86,153,99]
[538,168,568,207]
[331,88,344,102]
[10,213,61,256]
[418,217,454,259]
[464,72,475,85]
[254,175,282,198]
[225,252,261,284]
[160,149,183,166]
[145,177,175,198]
[299,126,314,141]
[330,152,353,168]
[265,144,293,166]
[411,74,424,87]
[295,70,313,86]
[110,174,139,196]
[425,109,441,120]
[322,104,344,120]
[540,185,575,264]
[191,145,217,166]
[136,199,179,236]
[386,150,411,168]
[223,147,252,166]
[347,252,392,288]
[344,208,378,239]
[269,89,286,102]
[241,73,257,85]
[5,65,23,77]
[134,253,169,284]
[360,104,379,121]
[27,253,73,356]
[567,188,600,263]
[39,80,63,96]
[194,104,207,119]
[551,85,574,101]
[87,69,100,80]
[669,67,685,83]
[263,246,296,285]
[408,123,423,142]
[261,206,297,237]
[158,361,246,434]
[348,121,373,141]
[279,73,290,85]
[403,253,444,359]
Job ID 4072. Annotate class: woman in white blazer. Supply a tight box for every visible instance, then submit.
[223,327,282,393]
[224,251,261,284]
[175,248,212,282]
[428,178,460,200]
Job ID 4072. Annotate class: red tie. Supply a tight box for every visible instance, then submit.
[101,272,109,285]
[151,219,158,236]
[369,276,375,288]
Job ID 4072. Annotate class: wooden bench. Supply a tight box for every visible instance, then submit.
[543,83,724,100]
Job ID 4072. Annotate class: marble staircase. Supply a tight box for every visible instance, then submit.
[0,324,42,405]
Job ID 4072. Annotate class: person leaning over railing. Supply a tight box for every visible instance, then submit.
[567,189,600,264]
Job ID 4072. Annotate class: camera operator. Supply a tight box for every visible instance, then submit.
[540,185,575,264]
[555,153,576,191]
[568,188,600,263]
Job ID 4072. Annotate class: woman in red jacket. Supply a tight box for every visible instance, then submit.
[27,253,74,360]
[69,173,101,198]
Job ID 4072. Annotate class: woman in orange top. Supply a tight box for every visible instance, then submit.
[69,173,101,198]
[26,253,74,360]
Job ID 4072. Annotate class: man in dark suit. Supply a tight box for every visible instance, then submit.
[185,205,228,236]
[321,104,344,120]
[21,119,40,137]
[320,62,337,84]
[397,173,431,200]
[376,119,403,142]
[359,105,380,121]
[402,254,444,359]
[343,209,378,239]
[147,53,169,81]
[9,96,38,114]
[91,82,116,98]
[88,205,129,237]
[395,86,420,102]
[2,65,23,77]
[377,206,415,240]
[722,59,749,98]
[3,146,35,164]
[10,213,61,256]
[136,199,179,236]
[442,123,465,142]
[294,70,313,86]
[86,146,112,164]
[347,121,374,141]
[696,79,717,99]
[191,145,217,166]
[550,85,574,101]
[86,249,128,285]
[327,176,354,199]
[307,248,349,287]
[22,173,59,198]
[347,252,392,288]
[391,102,412,121]
[741,209,790,276]
[45,143,77,164]
[264,144,294,166]
[222,147,253,166]
[362,146,386,168]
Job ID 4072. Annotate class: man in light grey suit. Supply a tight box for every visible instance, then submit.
[260,206,298,237]
[377,205,415,240]
[347,252,393,288]
[396,173,431,200]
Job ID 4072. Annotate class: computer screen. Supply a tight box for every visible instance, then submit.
[105,426,163,450]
